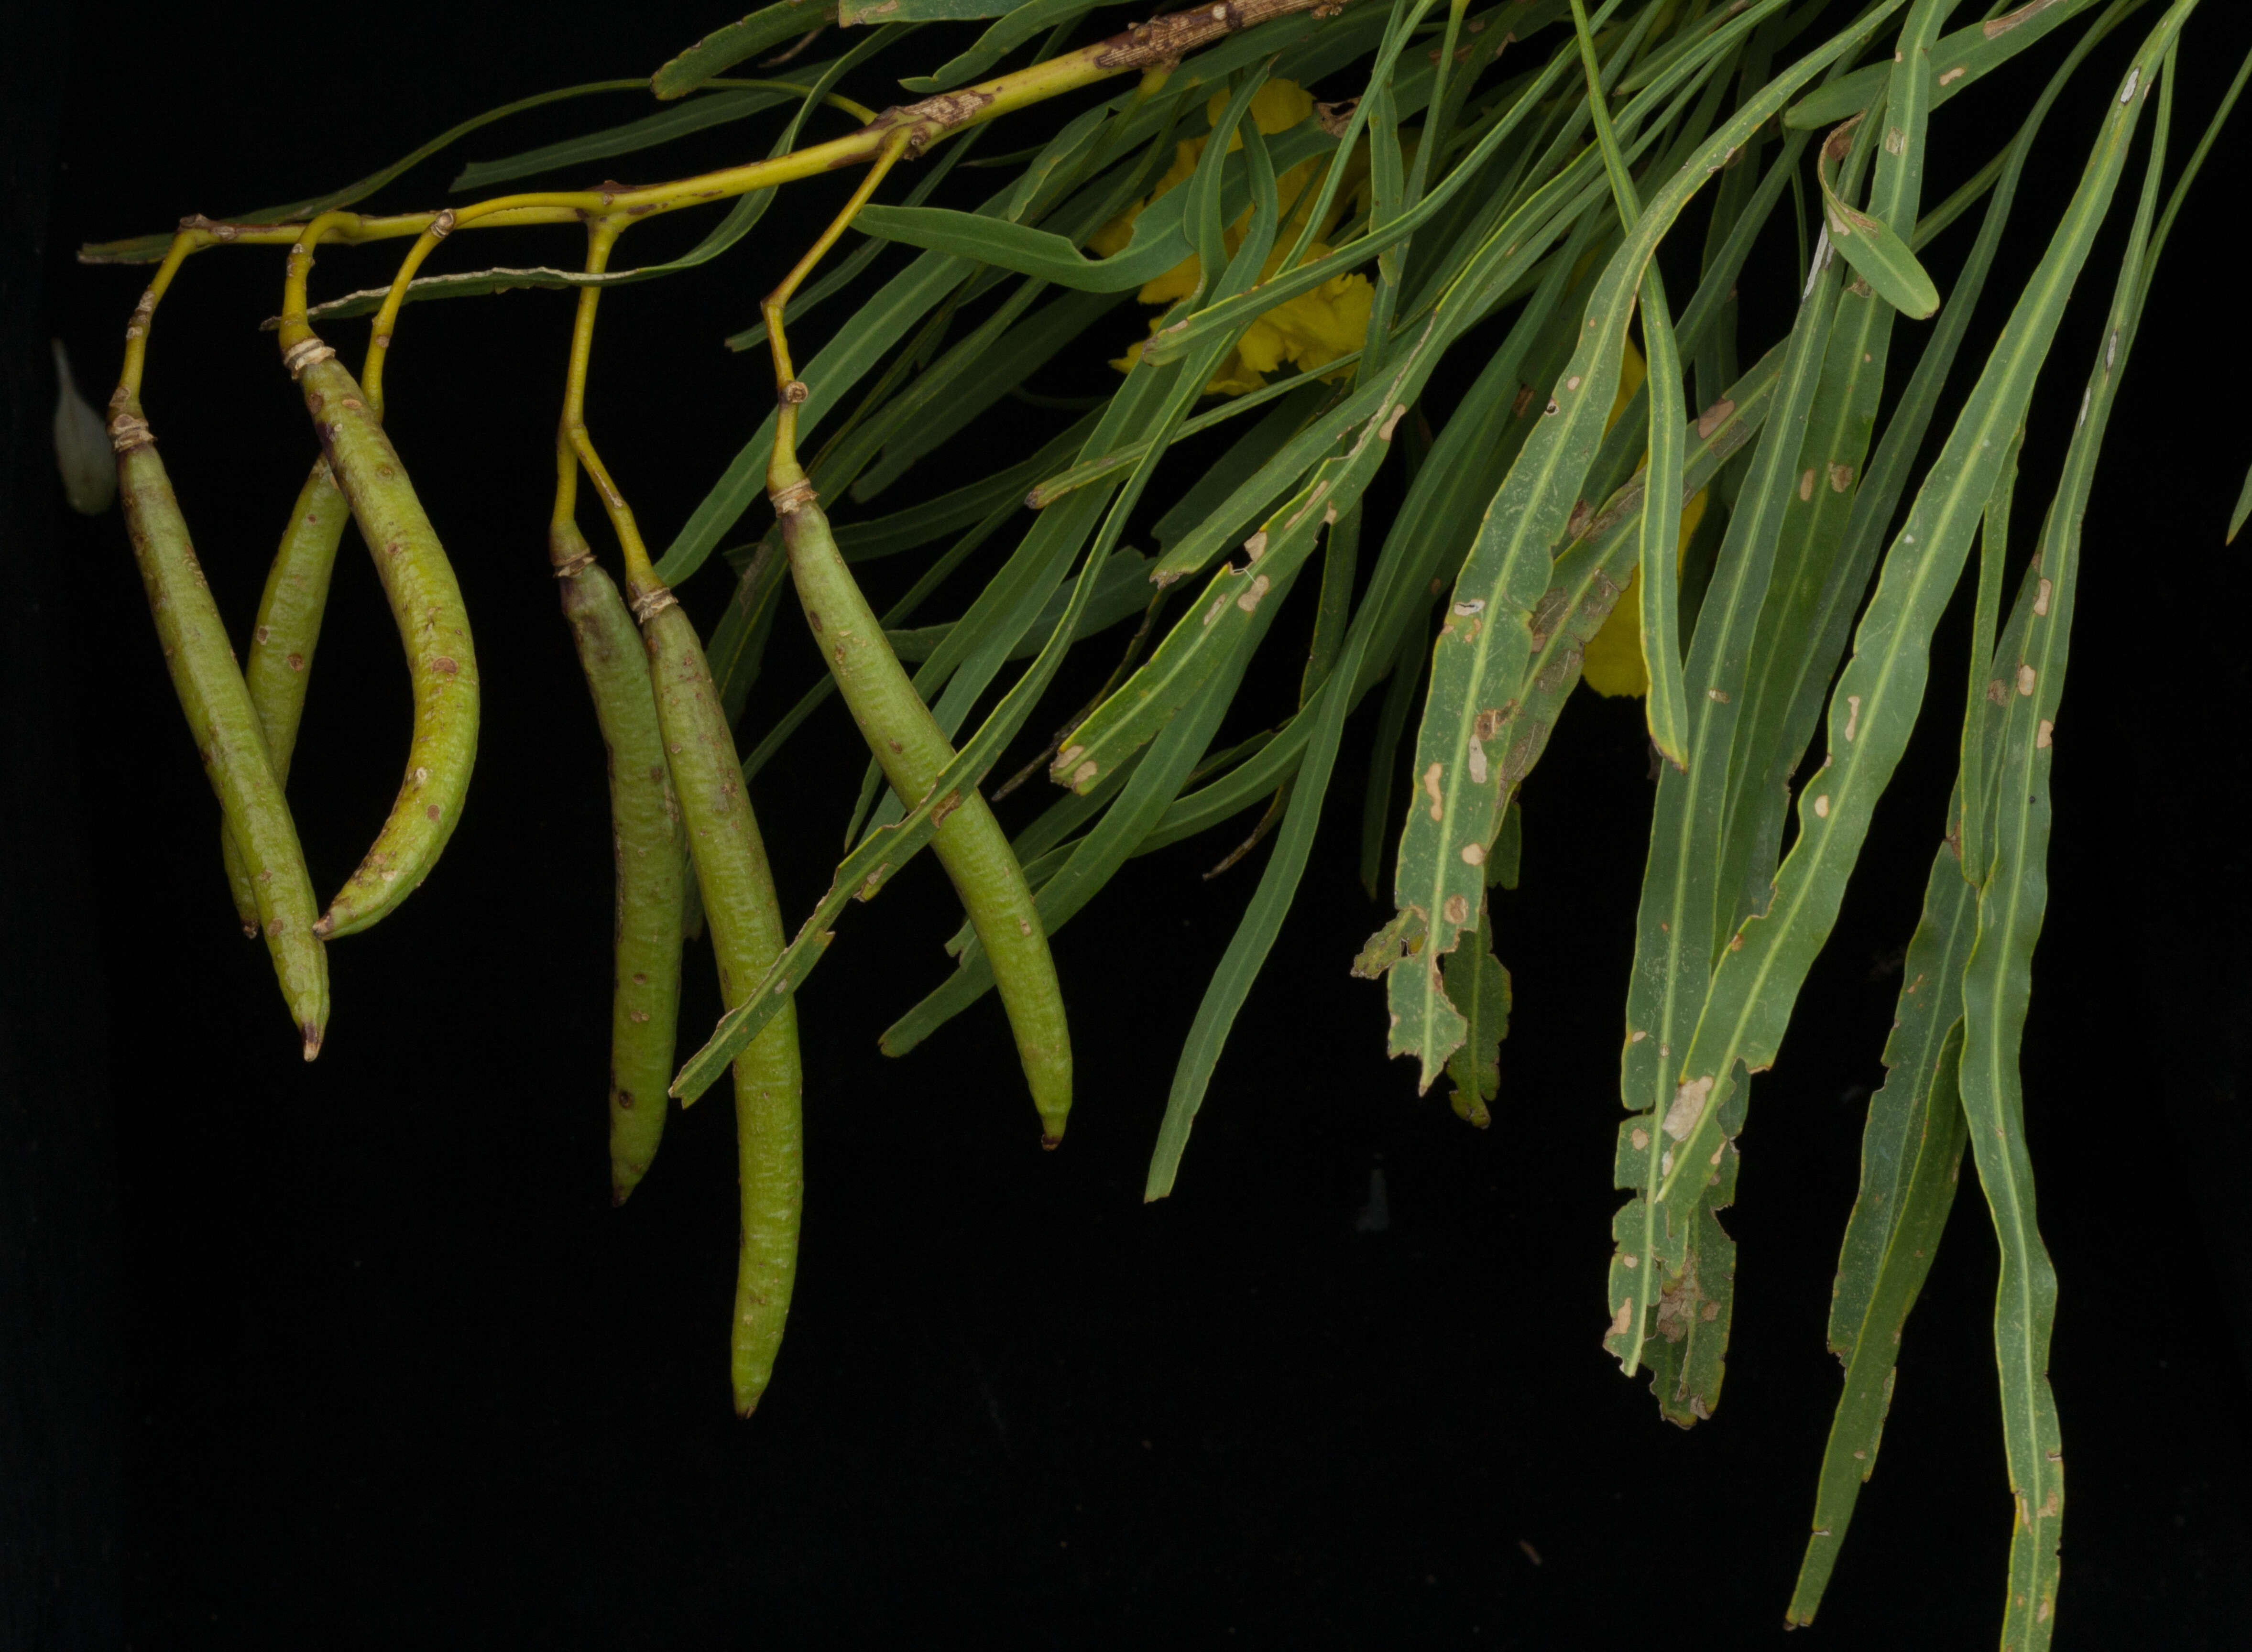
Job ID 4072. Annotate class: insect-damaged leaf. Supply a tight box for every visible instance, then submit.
[1441,897,1510,1129]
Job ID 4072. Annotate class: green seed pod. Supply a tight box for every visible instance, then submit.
[221,457,350,934]
[112,400,328,1057]
[775,484,1072,1144]
[635,581,800,1415]
[284,337,479,939]
[552,520,687,1204]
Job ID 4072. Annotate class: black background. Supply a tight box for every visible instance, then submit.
[7,1,2250,1645]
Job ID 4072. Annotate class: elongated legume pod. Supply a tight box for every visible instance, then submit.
[635,576,801,1413]
[221,457,350,933]
[113,399,328,1057]
[283,336,478,938]
[773,478,1073,1144]
[552,519,687,1203]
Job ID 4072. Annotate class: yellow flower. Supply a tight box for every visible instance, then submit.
[1096,79,1379,396]
[1580,340,1713,699]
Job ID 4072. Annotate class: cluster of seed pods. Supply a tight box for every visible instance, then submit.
[112,178,1075,1417]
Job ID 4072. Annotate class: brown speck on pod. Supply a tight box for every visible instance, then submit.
[425,804,441,822]
[431,657,459,675]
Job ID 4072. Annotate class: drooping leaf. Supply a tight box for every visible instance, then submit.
[1814,116,1943,320]
[1393,0,1901,1099]
[651,1,839,100]
[1643,1,2189,1275]
[901,0,1106,92]
[842,0,1025,22]
[1783,0,2117,129]
[78,80,651,262]
[1441,895,1510,1128]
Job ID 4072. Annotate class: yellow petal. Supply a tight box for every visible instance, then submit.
[1579,485,1709,699]
[1605,338,1646,435]
[1089,208,1138,258]
[1237,316,1287,375]
[1206,78,1315,145]
[1203,353,1268,397]
[1580,570,1651,697]
[1138,253,1203,305]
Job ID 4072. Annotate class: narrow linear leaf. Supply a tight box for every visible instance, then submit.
[1784,0,2118,129]
[451,74,827,192]
[1791,540,2055,1625]
[1957,45,2175,1647]
[1650,3,2189,1244]
[652,0,839,99]
[1712,0,2134,951]
[1815,115,1943,319]
[901,0,1105,92]
[1395,0,1903,1097]
[1788,1019,1968,1624]
[78,80,651,261]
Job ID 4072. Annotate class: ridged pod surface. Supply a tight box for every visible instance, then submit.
[222,457,350,932]
[552,521,686,1202]
[288,342,479,937]
[777,489,1072,1142]
[637,586,800,1414]
[113,400,328,1056]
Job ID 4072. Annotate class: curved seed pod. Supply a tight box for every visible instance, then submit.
[634,581,800,1415]
[551,520,687,1203]
[112,400,328,1057]
[284,337,479,938]
[221,457,351,933]
[775,483,1071,1144]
